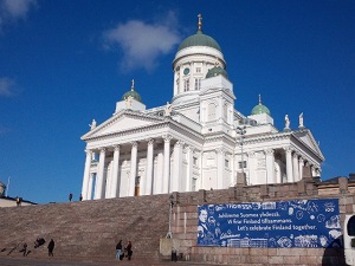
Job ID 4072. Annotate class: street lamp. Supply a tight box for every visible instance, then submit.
[236,126,247,185]
[167,194,174,238]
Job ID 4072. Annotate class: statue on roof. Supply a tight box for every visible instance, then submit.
[298,112,304,129]
[89,119,97,130]
[165,101,173,116]
[284,114,290,131]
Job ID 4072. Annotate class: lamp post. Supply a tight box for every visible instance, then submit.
[167,194,174,238]
[236,126,247,185]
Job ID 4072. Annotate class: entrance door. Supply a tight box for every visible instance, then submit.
[134,176,141,196]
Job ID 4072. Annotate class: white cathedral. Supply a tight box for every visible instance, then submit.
[80,15,324,201]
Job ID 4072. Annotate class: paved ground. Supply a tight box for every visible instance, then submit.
[0,257,215,266]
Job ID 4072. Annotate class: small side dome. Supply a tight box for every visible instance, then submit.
[206,66,228,79]
[121,79,142,103]
[251,95,271,116]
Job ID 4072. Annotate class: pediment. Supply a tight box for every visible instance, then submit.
[293,129,324,159]
[82,111,164,140]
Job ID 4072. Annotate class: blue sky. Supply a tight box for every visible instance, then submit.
[0,0,354,204]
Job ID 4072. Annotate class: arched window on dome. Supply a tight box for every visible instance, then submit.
[194,78,201,90]
[184,79,190,92]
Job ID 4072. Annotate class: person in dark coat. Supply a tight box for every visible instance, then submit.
[115,240,123,260]
[125,241,133,260]
[34,237,46,248]
[47,239,55,256]
[19,243,27,256]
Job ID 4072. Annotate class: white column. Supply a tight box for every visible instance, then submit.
[88,173,95,200]
[144,139,154,195]
[298,157,304,180]
[82,149,92,200]
[217,149,225,189]
[163,136,171,193]
[110,145,120,198]
[285,147,294,183]
[94,148,106,200]
[155,152,164,194]
[293,152,299,182]
[172,141,183,192]
[129,142,138,196]
[266,149,275,184]
[185,146,193,191]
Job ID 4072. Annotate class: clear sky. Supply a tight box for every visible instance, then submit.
[0,0,354,204]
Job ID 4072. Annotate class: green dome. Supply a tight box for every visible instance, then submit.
[178,30,221,52]
[206,66,228,79]
[251,103,271,115]
[121,80,142,102]
[251,95,271,115]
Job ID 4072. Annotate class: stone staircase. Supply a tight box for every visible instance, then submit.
[0,195,171,262]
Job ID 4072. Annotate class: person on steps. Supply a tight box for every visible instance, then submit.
[125,240,133,260]
[115,240,123,261]
[47,239,55,256]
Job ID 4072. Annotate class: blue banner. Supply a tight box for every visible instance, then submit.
[197,198,341,248]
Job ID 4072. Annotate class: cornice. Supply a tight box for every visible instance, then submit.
[82,121,170,142]
[204,132,235,146]
[244,132,291,145]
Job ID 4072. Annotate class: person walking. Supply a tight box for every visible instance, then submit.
[47,239,55,256]
[115,240,123,261]
[20,243,27,256]
[125,240,133,260]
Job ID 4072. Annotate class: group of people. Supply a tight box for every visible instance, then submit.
[115,240,133,261]
[19,238,55,257]
[68,193,83,202]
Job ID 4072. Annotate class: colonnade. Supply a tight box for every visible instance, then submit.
[245,146,320,185]
[81,136,198,201]
[81,140,321,200]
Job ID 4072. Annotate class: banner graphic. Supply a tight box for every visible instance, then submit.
[197,198,341,248]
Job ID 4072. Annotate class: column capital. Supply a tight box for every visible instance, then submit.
[163,135,172,142]
[99,147,106,153]
[217,148,226,155]
[147,138,155,145]
[175,140,184,147]
[247,151,255,157]
[130,141,138,148]
[265,149,274,155]
[283,146,293,153]
[184,145,194,153]
[112,145,120,151]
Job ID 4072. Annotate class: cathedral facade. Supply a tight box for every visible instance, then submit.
[80,16,324,201]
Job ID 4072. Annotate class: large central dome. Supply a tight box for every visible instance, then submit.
[172,14,226,105]
[178,29,221,52]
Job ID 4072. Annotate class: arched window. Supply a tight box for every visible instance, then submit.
[184,79,190,92]
[194,78,201,90]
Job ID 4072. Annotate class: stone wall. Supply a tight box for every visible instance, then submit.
[170,177,355,265]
